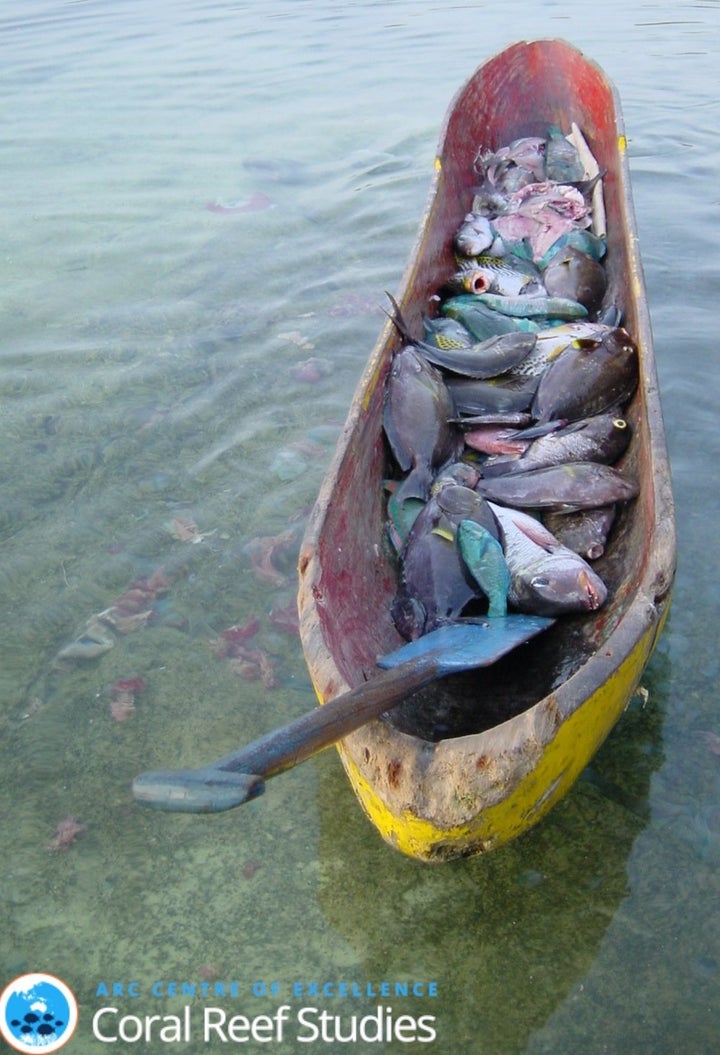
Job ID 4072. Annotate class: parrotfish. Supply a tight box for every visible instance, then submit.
[544,125,586,182]
[476,292,588,320]
[456,520,510,618]
[442,296,540,340]
[477,462,639,513]
[537,229,606,269]
[383,347,461,504]
[488,503,608,615]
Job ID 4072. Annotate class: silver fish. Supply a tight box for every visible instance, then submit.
[480,413,631,477]
[489,503,607,615]
[462,255,545,298]
[507,321,614,378]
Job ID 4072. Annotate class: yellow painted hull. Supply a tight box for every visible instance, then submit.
[297,40,676,861]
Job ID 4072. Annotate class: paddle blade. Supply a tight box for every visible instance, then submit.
[133,767,264,813]
[376,616,555,675]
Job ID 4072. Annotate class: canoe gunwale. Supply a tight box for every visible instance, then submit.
[297,39,676,860]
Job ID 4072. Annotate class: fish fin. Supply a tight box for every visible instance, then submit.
[514,516,562,552]
[431,526,455,542]
[384,292,416,345]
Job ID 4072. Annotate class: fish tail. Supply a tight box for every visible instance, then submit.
[393,465,433,505]
[384,292,415,345]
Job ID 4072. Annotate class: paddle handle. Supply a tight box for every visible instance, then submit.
[132,655,439,812]
[217,656,438,779]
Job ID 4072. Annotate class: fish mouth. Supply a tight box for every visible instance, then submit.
[461,271,491,295]
[580,569,606,609]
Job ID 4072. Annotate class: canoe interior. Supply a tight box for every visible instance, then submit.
[298,40,675,746]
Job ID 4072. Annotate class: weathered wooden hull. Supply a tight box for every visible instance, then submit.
[297,39,676,861]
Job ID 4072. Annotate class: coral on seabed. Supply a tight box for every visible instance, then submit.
[48,817,86,851]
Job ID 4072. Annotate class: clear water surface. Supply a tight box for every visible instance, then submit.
[1,2,719,1053]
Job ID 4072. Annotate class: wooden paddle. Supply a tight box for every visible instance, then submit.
[132,615,553,813]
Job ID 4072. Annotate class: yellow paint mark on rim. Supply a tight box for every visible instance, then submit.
[618,134,627,153]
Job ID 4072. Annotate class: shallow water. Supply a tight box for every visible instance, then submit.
[1,2,719,1053]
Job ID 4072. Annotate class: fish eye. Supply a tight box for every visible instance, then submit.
[613,418,628,429]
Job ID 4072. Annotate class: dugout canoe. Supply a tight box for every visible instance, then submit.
[297,39,676,862]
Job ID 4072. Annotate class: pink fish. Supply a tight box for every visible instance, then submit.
[462,425,530,455]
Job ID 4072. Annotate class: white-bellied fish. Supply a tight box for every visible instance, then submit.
[457,254,545,298]
[488,503,608,615]
[507,321,614,379]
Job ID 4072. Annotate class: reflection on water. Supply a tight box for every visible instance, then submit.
[2,2,720,1053]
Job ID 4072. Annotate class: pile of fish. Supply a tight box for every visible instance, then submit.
[382,125,639,641]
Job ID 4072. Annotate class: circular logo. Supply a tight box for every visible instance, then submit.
[0,974,78,1053]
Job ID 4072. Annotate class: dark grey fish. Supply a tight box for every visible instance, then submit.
[417,333,537,379]
[543,506,616,560]
[476,462,639,513]
[385,292,537,379]
[531,327,638,424]
[383,347,460,503]
[542,246,607,313]
[448,374,540,416]
[480,413,632,477]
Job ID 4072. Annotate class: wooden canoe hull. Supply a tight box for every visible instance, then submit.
[297,39,676,861]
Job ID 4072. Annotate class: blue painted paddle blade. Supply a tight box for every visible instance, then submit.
[132,767,265,812]
[376,616,555,676]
